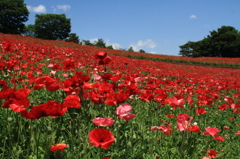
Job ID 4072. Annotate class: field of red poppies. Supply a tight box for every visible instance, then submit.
[1,33,240,159]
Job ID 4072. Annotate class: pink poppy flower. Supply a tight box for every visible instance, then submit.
[150,125,172,135]
[115,103,133,116]
[94,74,102,81]
[47,63,54,68]
[176,114,193,131]
[118,113,136,121]
[62,73,69,77]
[203,127,221,137]
[50,70,56,75]
[115,103,136,121]
[92,117,115,126]
[167,96,184,106]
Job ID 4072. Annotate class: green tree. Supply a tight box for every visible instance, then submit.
[139,49,145,53]
[179,26,240,57]
[35,14,71,40]
[0,0,29,34]
[94,38,106,48]
[82,40,94,46]
[207,26,240,57]
[179,41,200,57]
[65,33,80,44]
[128,46,134,52]
[107,45,114,49]
[23,24,35,37]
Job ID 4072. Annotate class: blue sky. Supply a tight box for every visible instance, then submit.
[24,0,240,56]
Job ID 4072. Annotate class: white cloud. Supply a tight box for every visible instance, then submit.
[111,43,122,50]
[105,39,122,50]
[27,5,46,13]
[150,51,157,54]
[89,38,99,43]
[53,5,71,12]
[130,39,157,51]
[189,15,196,19]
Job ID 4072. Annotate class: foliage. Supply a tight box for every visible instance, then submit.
[82,40,94,46]
[93,38,106,48]
[23,24,35,37]
[0,0,29,34]
[35,14,71,40]
[179,26,240,57]
[128,46,134,52]
[107,45,114,49]
[139,49,145,53]
[65,33,80,44]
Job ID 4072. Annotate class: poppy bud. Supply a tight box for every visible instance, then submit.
[7,117,13,123]
[47,126,52,133]
[133,134,137,139]
[127,141,132,148]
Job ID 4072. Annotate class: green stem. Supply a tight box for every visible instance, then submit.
[180,131,187,157]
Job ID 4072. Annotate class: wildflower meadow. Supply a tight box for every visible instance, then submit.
[0,33,240,159]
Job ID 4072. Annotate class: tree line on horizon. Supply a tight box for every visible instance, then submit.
[1,0,239,57]
[179,26,240,57]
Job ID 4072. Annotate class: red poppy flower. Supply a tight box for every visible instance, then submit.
[213,135,224,141]
[206,149,217,158]
[9,103,27,113]
[166,114,175,118]
[88,128,115,149]
[229,117,235,121]
[188,125,201,133]
[234,131,240,135]
[51,143,68,152]
[95,51,107,60]
[105,92,128,106]
[26,100,67,119]
[195,107,207,115]
[224,126,230,129]
[63,95,81,109]
[35,76,59,92]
